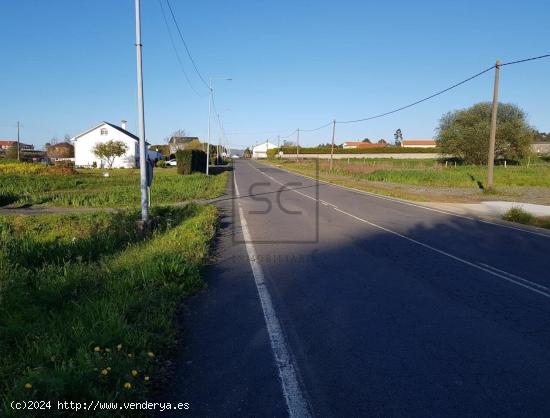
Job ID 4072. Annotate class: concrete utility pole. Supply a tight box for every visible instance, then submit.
[296,129,300,161]
[134,0,149,225]
[206,79,213,175]
[487,60,500,190]
[16,121,20,162]
[329,119,336,171]
[206,77,231,174]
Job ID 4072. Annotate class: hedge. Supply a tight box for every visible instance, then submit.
[267,146,441,156]
[176,149,207,175]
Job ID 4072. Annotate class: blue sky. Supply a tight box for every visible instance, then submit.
[1,0,549,150]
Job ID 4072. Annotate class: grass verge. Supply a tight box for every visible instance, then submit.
[261,158,550,203]
[0,166,227,208]
[0,205,217,416]
[502,207,550,230]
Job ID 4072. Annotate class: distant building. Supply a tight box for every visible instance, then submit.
[342,141,387,149]
[532,142,550,154]
[72,120,156,168]
[252,141,277,158]
[0,140,34,151]
[401,139,437,148]
[168,136,200,154]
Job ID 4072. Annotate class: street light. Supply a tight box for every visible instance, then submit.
[206,77,232,175]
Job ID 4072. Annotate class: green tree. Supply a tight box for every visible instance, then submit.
[362,138,371,143]
[92,140,128,168]
[437,102,534,164]
[5,145,18,160]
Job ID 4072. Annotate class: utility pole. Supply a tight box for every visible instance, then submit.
[16,121,21,162]
[329,119,336,170]
[277,135,280,159]
[206,79,213,175]
[296,129,300,161]
[217,113,222,164]
[487,60,500,190]
[134,0,149,226]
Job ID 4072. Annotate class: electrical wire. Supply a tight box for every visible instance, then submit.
[298,121,333,132]
[337,65,495,124]
[157,0,206,97]
[165,0,210,89]
[501,54,550,66]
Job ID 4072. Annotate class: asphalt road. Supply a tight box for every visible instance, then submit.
[163,159,550,417]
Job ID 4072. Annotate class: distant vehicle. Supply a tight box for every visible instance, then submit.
[231,155,240,159]
[166,159,177,166]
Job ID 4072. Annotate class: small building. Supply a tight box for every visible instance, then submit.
[401,139,437,148]
[342,141,387,149]
[252,141,278,158]
[168,136,200,154]
[0,140,34,151]
[72,121,155,168]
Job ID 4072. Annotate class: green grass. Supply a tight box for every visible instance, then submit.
[0,205,218,416]
[503,207,550,229]
[267,157,550,188]
[0,167,227,208]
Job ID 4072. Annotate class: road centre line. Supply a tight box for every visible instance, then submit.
[259,161,550,239]
[250,162,550,299]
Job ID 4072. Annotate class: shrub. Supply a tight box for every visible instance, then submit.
[176,149,191,174]
[176,150,206,175]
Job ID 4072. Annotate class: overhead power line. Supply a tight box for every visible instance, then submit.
[165,0,210,89]
[501,54,550,66]
[299,121,333,132]
[157,0,206,97]
[337,65,495,124]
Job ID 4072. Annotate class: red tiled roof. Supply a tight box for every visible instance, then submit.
[0,140,17,146]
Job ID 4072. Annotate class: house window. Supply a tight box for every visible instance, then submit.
[100,128,108,136]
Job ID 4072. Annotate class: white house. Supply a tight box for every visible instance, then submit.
[252,141,278,159]
[72,121,156,168]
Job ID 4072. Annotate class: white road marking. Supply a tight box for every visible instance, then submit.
[261,161,550,239]
[233,169,311,418]
[251,162,550,299]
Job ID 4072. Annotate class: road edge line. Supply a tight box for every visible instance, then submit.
[233,167,312,418]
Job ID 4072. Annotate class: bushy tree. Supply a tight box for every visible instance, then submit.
[47,142,74,158]
[437,102,534,164]
[5,145,18,160]
[92,140,128,168]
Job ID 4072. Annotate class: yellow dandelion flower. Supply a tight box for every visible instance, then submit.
[105,348,111,353]
[128,353,133,358]
[144,376,150,382]
[147,352,155,358]
[117,344,123,351]
[123,382,132,390]
[106,367,112,371]
[101,369,108,376]
[94,346,101,352]
[24,383,32,390]
[131,370,138,377]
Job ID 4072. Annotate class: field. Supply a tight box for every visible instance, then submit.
[262,157,550,204]
[0,163,228,415]
[0,165,227,208]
